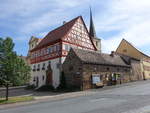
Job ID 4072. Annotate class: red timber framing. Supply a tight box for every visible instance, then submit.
[62,17,96,50]
[30,42,63,64]
[30,16,97,64]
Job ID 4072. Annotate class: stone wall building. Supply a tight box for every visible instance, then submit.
[115,53,143,81]
[116,39,150,80]
[141,59,150,80]
[63,48,132,90]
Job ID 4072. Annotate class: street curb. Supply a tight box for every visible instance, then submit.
[0,86,26,91]
[0,91,95,110]
[0,80,149,110]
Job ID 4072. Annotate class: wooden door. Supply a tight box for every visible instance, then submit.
[46,64,53,85]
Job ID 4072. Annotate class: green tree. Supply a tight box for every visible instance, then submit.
[0,37,31,100]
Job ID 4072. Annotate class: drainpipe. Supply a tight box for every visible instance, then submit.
[59,43,62,87]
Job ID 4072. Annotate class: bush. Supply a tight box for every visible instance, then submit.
[36,85,54,91]
[25,84,36,90]
[56,85,80,92]
[66,85,80,91]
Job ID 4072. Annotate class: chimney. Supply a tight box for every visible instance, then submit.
[63,21,67,25]
[110,51,115,57]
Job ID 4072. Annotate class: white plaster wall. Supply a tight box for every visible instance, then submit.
[49,58,60,88]
[61,57,66,64]
[30,62,46,88]
[30,57,64,88]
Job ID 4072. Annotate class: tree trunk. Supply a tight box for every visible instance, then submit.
[6,84,9,101]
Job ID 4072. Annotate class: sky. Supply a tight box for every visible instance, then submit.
[0,0,150,56]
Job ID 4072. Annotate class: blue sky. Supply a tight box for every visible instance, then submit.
[0,0,150,56]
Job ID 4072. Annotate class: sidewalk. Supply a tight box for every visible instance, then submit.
[92,79,150,92]
[0,90,95,110]
[0,86,26,91]
[0,80,149,110]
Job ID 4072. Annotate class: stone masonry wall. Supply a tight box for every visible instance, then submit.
[62,51,83,89]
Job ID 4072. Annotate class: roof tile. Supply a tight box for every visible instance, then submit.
[71,48,130,67]
[32,16,80,51]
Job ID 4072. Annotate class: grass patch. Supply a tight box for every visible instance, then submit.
[0,96,34,105]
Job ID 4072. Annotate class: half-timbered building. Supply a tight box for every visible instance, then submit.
[29,15,101,88]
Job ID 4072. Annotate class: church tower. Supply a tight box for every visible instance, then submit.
[89,8,101,52]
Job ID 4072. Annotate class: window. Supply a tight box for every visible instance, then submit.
[56,45,60,51]
[43,49,46,55]
[41,49,43,56]
[96,41,98,46]
[42,63,45,70]
[69,66,73,71]
[43,76,45,81]
[117,68,120,72]
[123,49,127,52]
[48,61,51,65]
[47,48,49,54]
[106,67,110,71]
[124,69,128,72]
[33,77,36,82]
[57,63,60,69]
[33,65,36,71]
[37,64,40,71]
[63,44,70,51]
[78,67,82,71]
[47,47,52,54]
[65,44,68,51]
[37,51,40,57]
[53,45,56,52]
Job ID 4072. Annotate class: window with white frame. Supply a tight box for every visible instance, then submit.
[53,45,56,52]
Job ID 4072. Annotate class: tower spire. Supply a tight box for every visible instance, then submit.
[89,7,96,38]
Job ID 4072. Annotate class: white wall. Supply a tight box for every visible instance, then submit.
[30,57,65,88]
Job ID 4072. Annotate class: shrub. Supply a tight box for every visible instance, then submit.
[36,85,54,91]
[25,84,36,90]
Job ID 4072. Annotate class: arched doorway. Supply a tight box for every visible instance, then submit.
[46,64,53,85]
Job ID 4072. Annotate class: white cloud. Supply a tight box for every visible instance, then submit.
[0,0,150,56]
[96,0,150,55]
[2,0,91,34]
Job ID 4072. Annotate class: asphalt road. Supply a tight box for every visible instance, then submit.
[1,81,150,113]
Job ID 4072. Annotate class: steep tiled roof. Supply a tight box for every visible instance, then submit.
[114,52,140,65]
[31,16,80,51]
[71,48,130,67]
